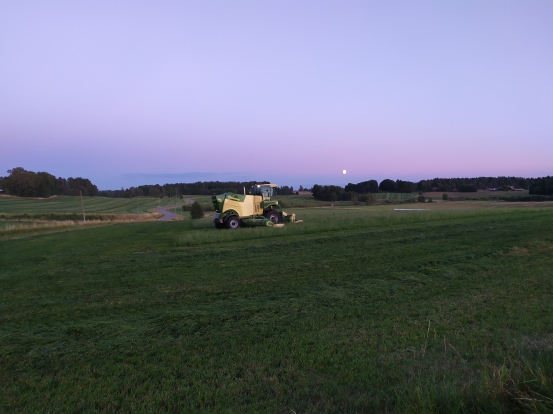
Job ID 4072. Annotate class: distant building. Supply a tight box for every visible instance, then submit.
[0,188,5,194]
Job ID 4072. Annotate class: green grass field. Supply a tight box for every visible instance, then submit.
[376,192,417,201]
[0,195,181,215]
[278,195,333,208]
[2,203,553,412]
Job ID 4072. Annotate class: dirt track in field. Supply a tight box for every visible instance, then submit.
[156,206,183,221]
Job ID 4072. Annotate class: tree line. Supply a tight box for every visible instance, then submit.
[98,182,299,198]
[529,176,553,196]
[313,176,553,201]
[2,168,550,200]
[0,167,98,197]
[0,170,301,199]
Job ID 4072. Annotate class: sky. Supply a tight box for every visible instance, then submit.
[1,1,552,190]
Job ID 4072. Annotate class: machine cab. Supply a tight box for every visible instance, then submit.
[252,184,278,201]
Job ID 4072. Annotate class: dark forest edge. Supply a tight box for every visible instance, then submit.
[1,167,552,200]
[0,168,98,198]
[316,176,553,201]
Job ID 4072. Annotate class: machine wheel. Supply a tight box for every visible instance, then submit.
[264,209,282,224]
[226,215,241,230]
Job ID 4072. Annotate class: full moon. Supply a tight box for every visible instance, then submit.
[343,170,347,174]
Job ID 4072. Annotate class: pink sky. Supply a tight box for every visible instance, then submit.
[1,1,552,189]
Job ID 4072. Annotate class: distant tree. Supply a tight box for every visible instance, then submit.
[5,167,34,196]
[417,180,433,192]
[395,180,415,193]
[4,168,97,197]
[442,193,448,200]
[312,185,346,201]
[458,185,477,193]
[65,177,98,196]
[379,179,396,193]
[278,185,294,195]
[341,191,355,201]
[190,201,204,219]
[345,180,379,194]
[418,195,425,202]
[529,176,553,196]
[36,172,59,197]
[312,184,322,199]
[366,180,379,193]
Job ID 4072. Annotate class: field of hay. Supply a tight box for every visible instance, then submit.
[424,189,530,200]
[0,194,181,215]
[2,197,553,412]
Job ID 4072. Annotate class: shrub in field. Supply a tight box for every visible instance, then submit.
[366,195,376,205]
[418,195,425,203]
[359,194,376,205]
[190,201,204,219]
[443,193,449,200]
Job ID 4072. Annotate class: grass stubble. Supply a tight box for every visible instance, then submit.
[1,205,553,412]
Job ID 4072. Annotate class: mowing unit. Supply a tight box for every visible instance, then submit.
[211,184,302,229]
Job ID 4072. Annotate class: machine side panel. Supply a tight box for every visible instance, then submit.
[223,195,260,217]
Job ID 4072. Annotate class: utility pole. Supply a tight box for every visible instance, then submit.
[175,189,178,217]
[79,191,86,222]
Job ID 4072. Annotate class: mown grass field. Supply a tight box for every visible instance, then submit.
[278,195,333,208]
[376,192,417,201]
[1,203,553,412]
[423,190,530,200]
[0,195,182,215]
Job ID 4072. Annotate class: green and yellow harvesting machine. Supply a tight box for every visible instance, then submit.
[211,184,302,229]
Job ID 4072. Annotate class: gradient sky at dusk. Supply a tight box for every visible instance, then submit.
[2,1,552,190]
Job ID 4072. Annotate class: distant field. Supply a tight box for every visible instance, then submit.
[3,192,536,218]
[424,189,530,199]
[2,203,553,412]
[347,200,553,212]
[0,195,183,215]
[376,192,417,201]
[0,194,335,218]
[277,194,332,208]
